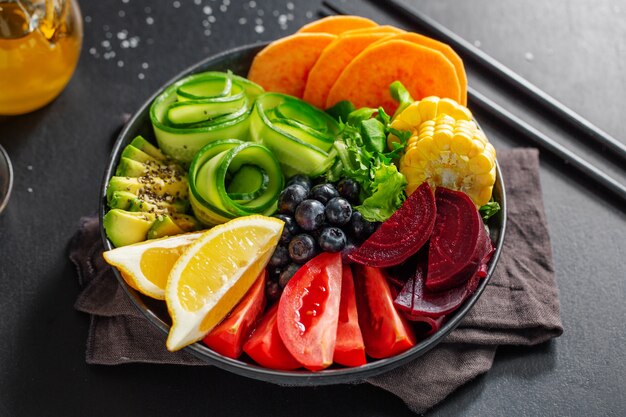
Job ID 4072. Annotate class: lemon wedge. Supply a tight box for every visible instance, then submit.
[103,232,204,300]
[165,215,284,351]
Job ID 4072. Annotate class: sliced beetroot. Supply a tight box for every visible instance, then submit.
[425,187,493,292]
[403,315,445,337]
[394,259,484,318]
[349,182,436,268]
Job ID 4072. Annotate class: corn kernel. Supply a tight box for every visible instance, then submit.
[390,118,411,132]
[450,105,473,121]
[450,132,473,154]
[435,98,458,118]
[433,129,453,150]
[416,136,436,159]
[418,97,439,121]
[469,154,493,174]
[397,102,422,126]
[477,186,493,206]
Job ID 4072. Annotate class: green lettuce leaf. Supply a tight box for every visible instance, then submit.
[356,163,407,222]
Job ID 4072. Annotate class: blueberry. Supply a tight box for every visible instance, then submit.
[310,183,339,204]
[278,184,308,214]
[273,213,300,244]
[341,240,358,264]
[279,263,301,288]
[266,281,282,302]
[267,267,283,282]
[288,234,318,263]
[337,178,360,204]
[318,227,347,253]
[349,211,378,242]
[286,174,312,193]
[294,199,326,231]
[268,245,290,268]
[325,197,352,226]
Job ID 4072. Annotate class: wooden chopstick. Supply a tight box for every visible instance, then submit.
[359,0,626,163]
[319,1,626,203]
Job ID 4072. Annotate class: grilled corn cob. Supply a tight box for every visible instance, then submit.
[390,97,496,207]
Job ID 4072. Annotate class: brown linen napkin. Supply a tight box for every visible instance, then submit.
[69,148,563,414]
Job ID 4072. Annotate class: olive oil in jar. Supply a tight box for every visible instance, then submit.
[0,0,82,115]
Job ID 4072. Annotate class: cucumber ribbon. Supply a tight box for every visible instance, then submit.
[188,139,284,226]
[150,71,264,163]
[250,93,340,177]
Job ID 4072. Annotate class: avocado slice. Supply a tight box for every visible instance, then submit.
[106,176,189,203]
[147,215,185,239]
[109,191,138,210]
[127,197,188,214]
[103,209,156,247]
[130,136,167,161]
[171,213,202,232]
[121,145,162,165]
[116,157,150,177]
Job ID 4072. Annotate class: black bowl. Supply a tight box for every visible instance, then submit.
[99,43,507,386]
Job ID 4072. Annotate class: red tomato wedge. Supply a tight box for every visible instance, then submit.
[333,265,366,367]
[242,304,301,370]
[277,252,343,371]
[202,271,267,359]
[352,264,416,359]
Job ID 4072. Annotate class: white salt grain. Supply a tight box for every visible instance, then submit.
[146,16,154,25]
[524,52,534,61]
[286,2,294,10]
[117,60,124,67]
[173,1,181,8]
[474,40,481,47]
[249,1,256,8]
[141,62,149,69]
[118,10,126,17]
[138,73,145,80]
[84,16,92,23]
[254,25,264,33]
[238,17,247,24]
[203,6,212,14]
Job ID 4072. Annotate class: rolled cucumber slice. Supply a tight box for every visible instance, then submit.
[188,139,284,226]
[227,165,269,201]
[150,71,264,163]
[250,92,339,177]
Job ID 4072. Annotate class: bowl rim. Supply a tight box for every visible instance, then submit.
[99,42,507,386]
[0,144,13,215]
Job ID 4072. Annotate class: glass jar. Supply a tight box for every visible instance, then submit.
[0,0,83,115]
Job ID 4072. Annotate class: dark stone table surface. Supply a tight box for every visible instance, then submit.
[1,0,624,415]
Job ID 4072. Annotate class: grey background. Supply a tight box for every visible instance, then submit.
[1,0,625,415]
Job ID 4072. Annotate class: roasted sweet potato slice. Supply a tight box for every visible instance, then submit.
[247,33,336,98]
[297,15,378,35]
[371,32,467,105]
[326,40,461,114]
[303,32,397,109]
[340,25,405,36]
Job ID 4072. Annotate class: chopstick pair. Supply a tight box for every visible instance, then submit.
[319,0,626,204]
